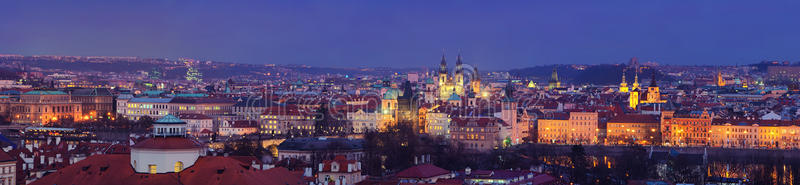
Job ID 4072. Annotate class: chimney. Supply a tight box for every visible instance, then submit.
[414,156,418,165]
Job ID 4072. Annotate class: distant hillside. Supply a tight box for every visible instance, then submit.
[0,57,420,80]
[509,64,672,85]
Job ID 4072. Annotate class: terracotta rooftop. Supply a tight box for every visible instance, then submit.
[608,114,660,124]
[30,154,307,185]
[131,137,201,150]
[0,149,14,162]
[395,164,450,179]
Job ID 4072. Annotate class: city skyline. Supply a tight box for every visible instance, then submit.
[2,1,800,69]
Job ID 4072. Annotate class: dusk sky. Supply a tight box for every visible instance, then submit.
[1,1,799,70]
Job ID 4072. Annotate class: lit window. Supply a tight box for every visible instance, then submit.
[149,165,157,174]
[175,161,184,172]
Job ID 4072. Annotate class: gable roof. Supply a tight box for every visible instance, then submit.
[396,164,450,179]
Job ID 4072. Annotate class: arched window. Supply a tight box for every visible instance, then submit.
[175,161,184,172]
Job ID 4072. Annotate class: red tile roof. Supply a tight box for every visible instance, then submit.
[0,149,14,162]
[320,155,358,172]
[396,164,450,179]
[608,114,660,124]
[30,154,307,185]
[131,137,202,150]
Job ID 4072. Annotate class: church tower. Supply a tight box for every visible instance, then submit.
[619,69,628,93]
[471,66,481,95]
[716,70,726,87]
[629,71,640,109]
[501,81,520,144]
[548,67,561,89]
[454,51,465,88]
[438,51,448,87]
[646,71,661,103]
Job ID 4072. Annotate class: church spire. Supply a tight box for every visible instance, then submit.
[439,49,447,73]
[621,69,627,84]
[456,49,463,66]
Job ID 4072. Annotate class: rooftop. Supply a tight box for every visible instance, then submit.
[29,154,307,185]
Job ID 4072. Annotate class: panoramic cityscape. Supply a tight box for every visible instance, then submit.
[2,1,800,185]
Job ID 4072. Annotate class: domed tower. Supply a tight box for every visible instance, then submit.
[131,114,202,174]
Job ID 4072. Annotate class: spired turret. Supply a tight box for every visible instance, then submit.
[619,69,628,93]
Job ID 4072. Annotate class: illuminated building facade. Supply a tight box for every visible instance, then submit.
[661,110,713,147]
[219,120,258,136]
[537,114,569,144]
[179,113,213,137]
[709,120,800,149]
[118,97,234,121]
[449,117,509,151]
[68,88,114,120]
[8,91,82,125]
[424,111,450,137]
[259,106,314,136]
[606,114,660,145]
[347,109,381,133]
[567,111,599,144]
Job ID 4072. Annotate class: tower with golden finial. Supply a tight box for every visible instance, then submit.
[629,70,640,109]
[619,69,628,93]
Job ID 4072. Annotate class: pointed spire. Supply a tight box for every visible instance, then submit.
[621,69,627,83]
[440,49,447,74]
[441,48,447,65]
[456,49,463,65]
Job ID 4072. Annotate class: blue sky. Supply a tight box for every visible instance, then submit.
[1,1,799,70]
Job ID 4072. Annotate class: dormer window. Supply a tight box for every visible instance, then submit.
[331,162,339,172]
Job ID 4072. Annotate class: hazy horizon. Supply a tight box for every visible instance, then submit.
[2,1,800,70]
